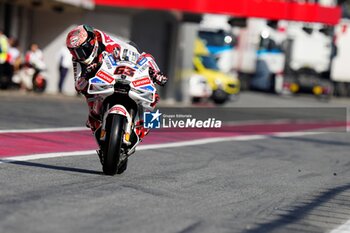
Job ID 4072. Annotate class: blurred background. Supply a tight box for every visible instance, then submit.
[0,0,349,105]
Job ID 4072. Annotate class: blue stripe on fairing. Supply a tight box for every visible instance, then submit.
[91,77,106,84]
[140,85,155,92]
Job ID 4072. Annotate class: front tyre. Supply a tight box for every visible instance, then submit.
[103,114,125,175]
[212,89,228,105]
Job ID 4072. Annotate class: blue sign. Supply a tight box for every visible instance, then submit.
[144,110,162,129]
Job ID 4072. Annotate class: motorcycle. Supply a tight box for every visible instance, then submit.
[32,69,47,93]
[12,60,47,92]
[87,52,157,175]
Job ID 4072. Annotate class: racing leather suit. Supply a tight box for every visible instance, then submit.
[72,29,167,132]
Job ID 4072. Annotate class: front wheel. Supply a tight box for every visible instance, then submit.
[212,89,228,105]
[103,114,126,175]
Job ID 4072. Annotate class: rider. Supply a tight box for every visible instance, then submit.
[66,24,167,133]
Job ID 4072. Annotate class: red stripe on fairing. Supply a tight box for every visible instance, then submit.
[0,121,346,158]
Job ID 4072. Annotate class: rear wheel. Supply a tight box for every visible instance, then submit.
[32,74,46,93]
[103,114,125,175]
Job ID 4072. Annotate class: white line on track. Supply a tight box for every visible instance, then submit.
[0,127,87,134]
[0,119,347,134]
[0,131,324,164]
[330,219,350,233]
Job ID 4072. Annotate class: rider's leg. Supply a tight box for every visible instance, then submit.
[83,95,104,164]
[85,95,101,132]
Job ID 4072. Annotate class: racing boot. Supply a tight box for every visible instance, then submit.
[135,120,150,139]
[96,148,103,165]
[94,126,104,165]
[86,114,101,132]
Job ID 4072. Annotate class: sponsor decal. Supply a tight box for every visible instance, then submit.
[130,51,139,63]
[137,57,147,66]
[96,70,114,83]
[132,77,151,87]
[108,55,117,66]
[105,58,112,69]
[122,49,128,60]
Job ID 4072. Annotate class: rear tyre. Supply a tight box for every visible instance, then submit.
[103,114,125,176]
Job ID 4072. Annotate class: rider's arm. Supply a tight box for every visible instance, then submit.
[137,53,168,86]
[99,33,168,86]
[73,57,103,94]
[73,60,90,94]
[72,59,80,81]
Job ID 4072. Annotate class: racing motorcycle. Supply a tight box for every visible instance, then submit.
[12,60,47,92]
[87,52,157,175]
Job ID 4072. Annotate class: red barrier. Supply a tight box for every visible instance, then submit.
[95,0,341,25]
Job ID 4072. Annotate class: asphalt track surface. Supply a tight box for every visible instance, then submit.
[1,91,350,233]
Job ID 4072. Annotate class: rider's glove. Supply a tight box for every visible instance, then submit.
[86,53,104,74]
[149,68,168,86]
[85,62,102,74]
[86,63,99,74]
[112,47,121,61]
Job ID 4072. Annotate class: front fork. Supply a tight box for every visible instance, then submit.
[94,103,145,159]
[100,104,133,146]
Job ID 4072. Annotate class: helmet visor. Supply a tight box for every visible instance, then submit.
[69,39,95,61]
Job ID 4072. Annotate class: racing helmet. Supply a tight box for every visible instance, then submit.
[66,25,98,65]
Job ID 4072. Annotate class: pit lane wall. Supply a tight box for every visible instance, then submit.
[1,2,133,95]
[0,2,182,99]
